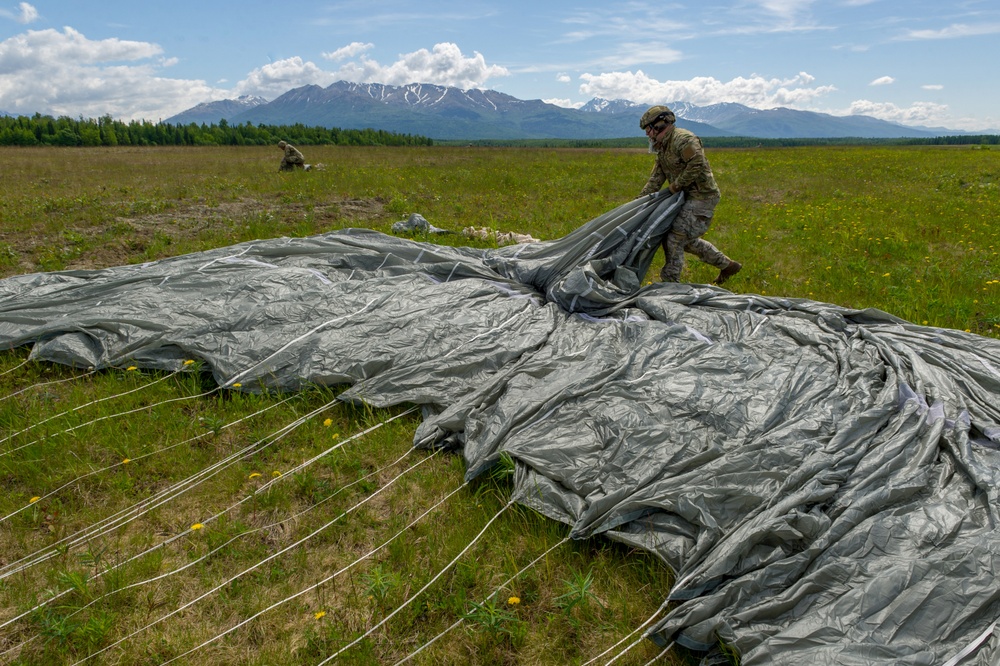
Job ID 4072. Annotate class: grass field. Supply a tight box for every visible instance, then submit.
[0,144,998,666]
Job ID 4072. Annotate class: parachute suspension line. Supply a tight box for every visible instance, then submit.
[0,404,408,647]
[603,631,650,666]
[0,384,221,460]
[68,446,441,666]
[316,498,518,666]
[581,601,670,666]
[0,368,183,450]
[0,393,330,581]
[156,470,465,666]
[0,365,97,403]
[0,355,31,378]
[640,642,675,666]
[391,535,571,666]
[252,406,419,494]
[0,393,296,524]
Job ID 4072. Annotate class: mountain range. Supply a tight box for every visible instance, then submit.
[165,81,980,140]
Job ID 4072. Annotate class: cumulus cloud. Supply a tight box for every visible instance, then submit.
[235,42,508,96]
[0,27,227,119]
[578,70,834,108]
[329,42,509,89]
[233,56,337,98]
[844,99,949,126]
[322,41,373,61]
[543,98,583,108]
[869,76,894,86]
[556,73,571,83]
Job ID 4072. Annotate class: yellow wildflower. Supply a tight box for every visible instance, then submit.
[126,366,137,371]
[184,359,195,366]
[232,382,242,388]
[272,470,282,477]
[122,458,130,464]
[249,472,262,479]
[323,418,333,427]
[507,596,520,605]
[314,611,326,620]
[191,523,204,531]
[30,496,41,503]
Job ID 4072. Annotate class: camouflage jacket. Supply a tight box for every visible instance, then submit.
[283,144,305,162]
[640,127,720,200]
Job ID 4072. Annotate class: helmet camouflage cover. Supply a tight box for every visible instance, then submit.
[640,105,676,129]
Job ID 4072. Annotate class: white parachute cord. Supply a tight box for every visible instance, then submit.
[0,355,31,378]
[391,535,571,666]
[0,368,182,450]
[0,398,305,636]
[1,385,221,459]
[4,439,421,660]
[580,600,670,666]
[316,498,517,666]
[156,471,464,666]
[252,406,419,494]
[0,393,325,580]
[640,641,674,666]
[603,631,650,665]
[0,366,97,402]
[0,392,295,524]
[68,447,440,666]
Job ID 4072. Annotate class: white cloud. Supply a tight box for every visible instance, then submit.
[543,97,583,108]
[319,42,509,90]
[0,2,38,23]
[16,2,37,23]
[869,76,894,86]
[556,73,571,83]
[844,99,949,126]
[322,42,373,61]
[578,70,834,108]
[897,23,1000,40]
[921,84,943,91]
[0,27,226,120]
[234,57,336,98]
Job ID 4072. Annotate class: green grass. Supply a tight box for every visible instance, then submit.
[0,144,998,665]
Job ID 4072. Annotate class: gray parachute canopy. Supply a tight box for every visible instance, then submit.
[2,190,1000,665]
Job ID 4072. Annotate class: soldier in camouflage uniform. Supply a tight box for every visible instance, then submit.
[277,140,306,171]
[639,106,742,285]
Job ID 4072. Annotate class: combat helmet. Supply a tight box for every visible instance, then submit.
[639,105,676,130]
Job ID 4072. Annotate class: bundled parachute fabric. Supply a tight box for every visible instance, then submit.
[2,190,1000,665]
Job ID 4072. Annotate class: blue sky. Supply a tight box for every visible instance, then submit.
[1,0,998,131]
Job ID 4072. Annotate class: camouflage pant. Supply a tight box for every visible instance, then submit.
[279,157,305,171]
[659,195,730,282]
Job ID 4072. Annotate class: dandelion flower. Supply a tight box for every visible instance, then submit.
[272,470,282,477]
[191,523,204,531]
[232,382,242,388]
[507,596,520,605]
[249,472,262,479]
[882,273,890,277]
[122,458,130,464]
[30,496,41,503]
[323,418,333,427]
[183,359,195,366]
[314,611,326,620]
[331,433,339,440]
[126,366,137,371]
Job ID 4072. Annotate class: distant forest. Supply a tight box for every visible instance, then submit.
[2,113,997,149]
[0,114,434,147]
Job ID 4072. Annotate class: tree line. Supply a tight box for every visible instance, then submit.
[0,113,434,147]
